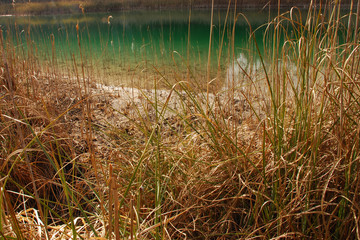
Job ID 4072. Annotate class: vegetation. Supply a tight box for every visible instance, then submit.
[1,0,360,239]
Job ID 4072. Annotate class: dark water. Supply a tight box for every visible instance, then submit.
[0,10,270,87]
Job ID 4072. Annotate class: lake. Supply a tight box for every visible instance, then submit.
[0,10,272,89]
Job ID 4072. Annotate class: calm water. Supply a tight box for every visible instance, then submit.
[0,10,271,88]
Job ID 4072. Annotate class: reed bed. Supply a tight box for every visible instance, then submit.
[1,1,360,239]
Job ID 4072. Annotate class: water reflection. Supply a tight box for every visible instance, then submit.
[0,10,270,88]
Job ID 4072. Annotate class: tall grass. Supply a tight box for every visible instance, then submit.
[1,0,360,239]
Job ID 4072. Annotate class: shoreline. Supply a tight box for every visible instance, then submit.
[1,1,353,16]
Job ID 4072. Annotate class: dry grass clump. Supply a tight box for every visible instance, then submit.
[0,31,99,238]
[0,83,94,213]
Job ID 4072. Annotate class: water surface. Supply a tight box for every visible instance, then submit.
[0,10,271,88]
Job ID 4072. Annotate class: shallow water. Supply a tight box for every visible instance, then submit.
[0,10,272,88]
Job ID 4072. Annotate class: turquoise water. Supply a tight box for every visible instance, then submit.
[0,10,269,87]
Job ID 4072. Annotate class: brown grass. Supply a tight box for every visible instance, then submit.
[1,1,360,239]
